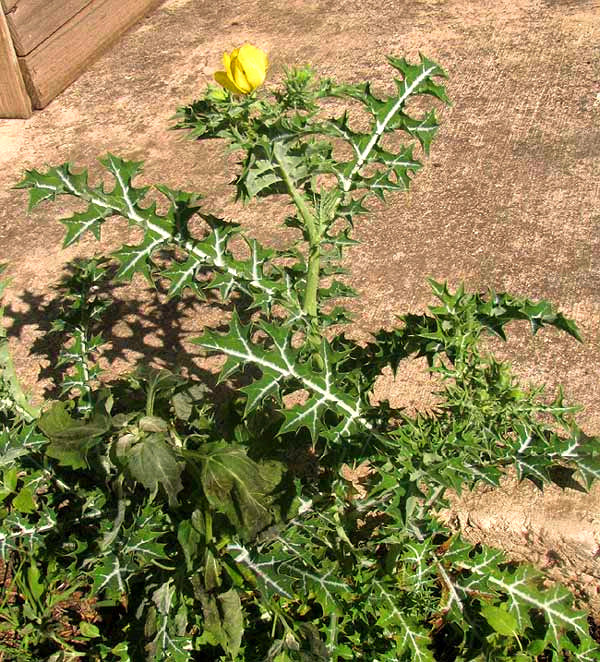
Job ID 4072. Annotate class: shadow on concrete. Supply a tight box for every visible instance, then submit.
[2,257,255,401]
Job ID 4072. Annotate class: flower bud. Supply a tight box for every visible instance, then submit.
[214,44,268,95]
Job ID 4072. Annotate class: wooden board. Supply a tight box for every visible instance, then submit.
[0,8,31,117]
[1,1,18,13]
[18,0,162,109]
[6,0,92,56]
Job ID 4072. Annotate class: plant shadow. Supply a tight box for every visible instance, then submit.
[2,257,256,403]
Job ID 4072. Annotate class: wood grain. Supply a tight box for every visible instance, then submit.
[1,0,18,13]
[19,0,162,109]
[6,0,92,56]
[0,8,31,118]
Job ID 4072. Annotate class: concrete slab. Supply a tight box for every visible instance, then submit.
[1,0,600,612]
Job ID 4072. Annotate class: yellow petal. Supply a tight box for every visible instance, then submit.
[237,44,268,91]
[231,55,253,94]
[222,50,236,84]
[214,70,244,94]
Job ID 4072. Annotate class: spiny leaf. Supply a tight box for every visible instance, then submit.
[282,558,351,613]
[331,54,449,194]
[386,54,450,103]
[91,553,136,597]
[372,579,434,661]
[227,543,294,600]
[148,581,191,662]
[195,315,369,440]
[0,510,57,559]
[445,538,597,654]
[16,159,304,318]
[0,424,46,468]
[62,203,112,247]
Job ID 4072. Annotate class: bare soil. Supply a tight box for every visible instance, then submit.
[1,0,600,613]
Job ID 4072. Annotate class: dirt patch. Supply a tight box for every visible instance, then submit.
[444,471,600,615]
[1,0,600,613]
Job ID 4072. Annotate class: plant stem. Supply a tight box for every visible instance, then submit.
[204,510,213,543]
[304,244,320,319]
[273,144,320,319]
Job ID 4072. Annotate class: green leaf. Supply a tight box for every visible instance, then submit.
[122,503,170,564]
[162,255,202,297]
[112,231,165,282]
[204,548,222,591]
[62,204,112,247]
[195,315,368,441]
[0,510,57,559]
[79,621,101,638]
[149,580,191,662]
[227,543,294,600]
[283,558,351,613]
[127,434,183,507]
[138,416,169,433]
[12,485,36,513]
[200,442,282,539]
[38,402,109,468]
[2,466,18,494]
[481,604,519,637]
[27,562,44,604]
[445,538,597,655]
[177,519,201,571]
[111,642,131,661]
[92,553,135,597]
[217,589,244,658]
[372,579,434,661]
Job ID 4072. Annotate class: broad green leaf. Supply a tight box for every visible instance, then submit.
[217,589,244,658]
[38,402,109,468]
[126,434,183,507]
[2,466,18,494]
[171,382,210,422]
[12,485,36,513]
[27,562,44,604]
[79,621,101,638]
[200,442,282,539]
[111,643,131,662]
[177,519,201,571]
[481,604,518,637]
[205,548,222,591]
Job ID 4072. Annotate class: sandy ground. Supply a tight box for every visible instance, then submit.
[1,0,600,610]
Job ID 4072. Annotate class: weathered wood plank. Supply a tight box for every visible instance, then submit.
[1,0,18,13]
[19,0,162,109]
[6,0,92,56]
[0,8,31,118]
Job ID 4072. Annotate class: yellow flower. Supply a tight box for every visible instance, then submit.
[214,44,268,95]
